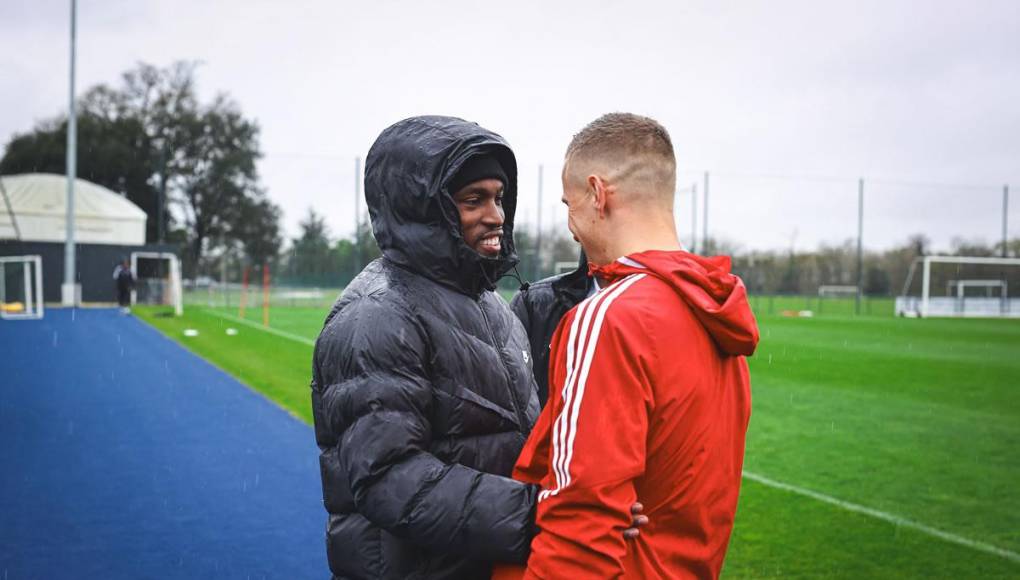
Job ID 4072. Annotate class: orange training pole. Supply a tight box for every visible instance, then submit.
[262,262,270,327]
[239,266,250,318]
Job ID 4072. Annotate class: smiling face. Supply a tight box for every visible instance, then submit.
[452,178,505,258]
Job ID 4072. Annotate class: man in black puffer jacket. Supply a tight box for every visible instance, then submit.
[509,252,593,406]
[312,116,541,579]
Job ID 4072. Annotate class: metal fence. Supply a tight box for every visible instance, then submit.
[183,281,342,311]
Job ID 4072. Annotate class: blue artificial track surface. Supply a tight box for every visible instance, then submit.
[0,308,324,579]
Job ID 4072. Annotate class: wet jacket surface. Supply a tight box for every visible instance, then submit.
[509,254,592,405]
[311,116,541,579]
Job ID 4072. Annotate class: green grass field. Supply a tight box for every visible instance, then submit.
[136,298,1020,578]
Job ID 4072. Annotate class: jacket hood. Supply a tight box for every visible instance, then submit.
[590,250,759,356]
[364,115,519,296]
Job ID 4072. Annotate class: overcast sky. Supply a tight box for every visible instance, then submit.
[2,0,1018,252]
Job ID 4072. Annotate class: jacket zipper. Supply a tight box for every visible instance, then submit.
[477,298,528,432]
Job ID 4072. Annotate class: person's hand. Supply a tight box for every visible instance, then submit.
[623,502,649,539]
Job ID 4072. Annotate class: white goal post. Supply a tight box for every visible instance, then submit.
[130,252,183,316]
[896,256,1020,318]
[0,255,44,320]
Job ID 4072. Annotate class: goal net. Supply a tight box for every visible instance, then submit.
[131,252,183,316]
[896,256,1020,318]
[0,255,43,320]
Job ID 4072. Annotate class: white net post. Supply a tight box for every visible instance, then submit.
[0,255,44,320]
[130,251,183,316]
[921,257,932,317]
[170,255,183,316]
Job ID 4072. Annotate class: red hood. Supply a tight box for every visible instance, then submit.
[589,250,759,356]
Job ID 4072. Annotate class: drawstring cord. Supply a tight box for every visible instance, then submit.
[507,264,530,292]
[479,260,531,294]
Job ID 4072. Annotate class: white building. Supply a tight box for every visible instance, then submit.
[0,173,146,245]
[0,173,163,304]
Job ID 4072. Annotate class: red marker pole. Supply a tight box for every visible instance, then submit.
[239,266,250,318]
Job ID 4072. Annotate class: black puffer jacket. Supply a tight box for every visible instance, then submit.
[312,116,541,580]
[509,253,592,405]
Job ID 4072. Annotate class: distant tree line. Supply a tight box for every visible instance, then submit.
[279,204,1020,296]
[278,208,381,287]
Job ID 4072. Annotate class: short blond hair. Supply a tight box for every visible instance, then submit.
[564,113,676,203]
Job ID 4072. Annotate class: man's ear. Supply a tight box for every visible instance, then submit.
[589,174,610,220]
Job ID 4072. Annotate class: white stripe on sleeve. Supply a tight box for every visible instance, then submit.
[539,273,646,501]
[548,280,610,500]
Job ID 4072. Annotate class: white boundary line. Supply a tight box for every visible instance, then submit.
[743,470,1020,564]
[202,308,316,347]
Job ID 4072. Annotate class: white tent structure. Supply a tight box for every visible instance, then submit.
[0,173,146,245]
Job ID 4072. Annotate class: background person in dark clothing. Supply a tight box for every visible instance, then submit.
[112,259,134,314]
[509,252,593,405]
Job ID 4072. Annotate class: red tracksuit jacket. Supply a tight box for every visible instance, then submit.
[494,249,759,579]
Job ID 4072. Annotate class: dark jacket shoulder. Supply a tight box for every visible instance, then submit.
[510,263,592,405]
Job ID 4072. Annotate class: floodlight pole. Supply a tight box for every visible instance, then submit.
[856,178,864,315]
[1003,184,1010,258]
[354,156,361,276]
[921,256,931,317]
[691,183,698,254]
[158,140,168,244]
[535,164,543,280]
[702,171,710,253]
[62,0,78,306]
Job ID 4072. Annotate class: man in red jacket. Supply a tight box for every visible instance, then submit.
[495,113,759,579]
